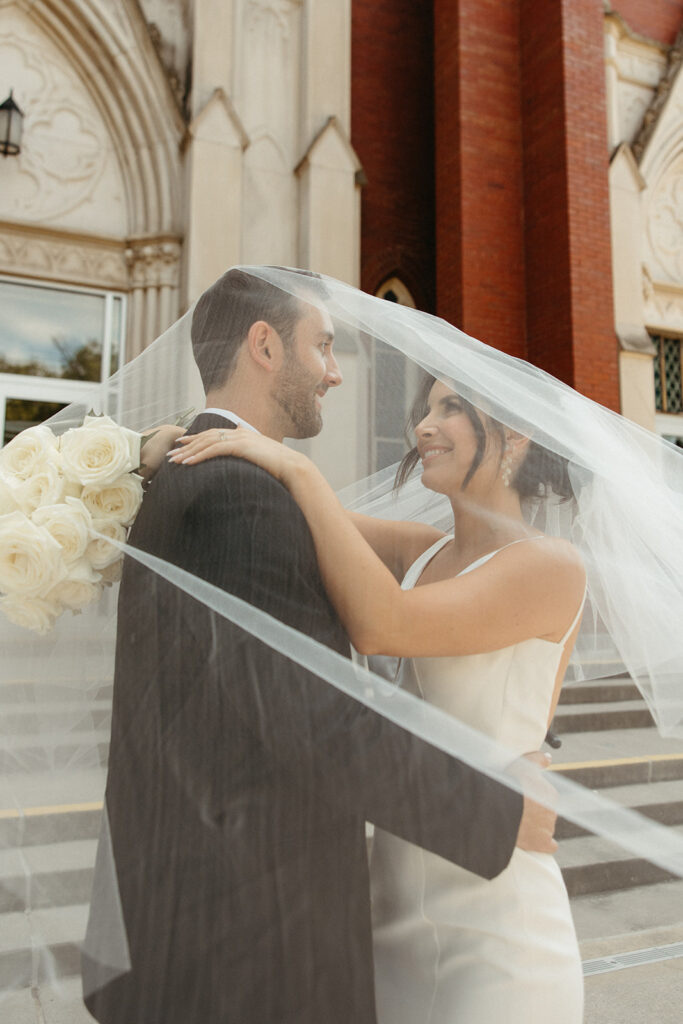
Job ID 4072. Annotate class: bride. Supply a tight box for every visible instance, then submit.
[165,370,586,1022]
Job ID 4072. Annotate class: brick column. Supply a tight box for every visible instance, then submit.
[434,0,527,357]
[520,0,618,407]
[351,0,436,310]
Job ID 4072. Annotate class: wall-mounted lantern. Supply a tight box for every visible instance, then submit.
[0,90,24,157]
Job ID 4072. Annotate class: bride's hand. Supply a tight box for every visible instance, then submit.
[168,427,307,486]
[139,425,187,484]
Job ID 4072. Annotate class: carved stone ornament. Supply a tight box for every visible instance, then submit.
[125,238,182,289]
[642,267,683,334]
[0,22,126,232]
[647,162,683,282]
[0,224,128,289]
[246,0,303,38]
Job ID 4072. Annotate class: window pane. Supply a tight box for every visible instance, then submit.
[652,335,663,412]
[4,398,69,445]
[376,440,406,471]
[110,296,123,376]
[0,280,105,381]
[663,337,682,414]
[375,347,407,439]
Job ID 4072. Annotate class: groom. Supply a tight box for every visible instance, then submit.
[83,268,553,1024]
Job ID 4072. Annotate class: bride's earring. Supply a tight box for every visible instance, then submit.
[501,445,513,488]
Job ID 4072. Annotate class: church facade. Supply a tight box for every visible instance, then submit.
[1,0,683,486]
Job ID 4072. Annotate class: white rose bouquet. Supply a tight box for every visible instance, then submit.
[0,415,148,635]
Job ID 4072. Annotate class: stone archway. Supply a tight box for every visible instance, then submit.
[0,0,185,356]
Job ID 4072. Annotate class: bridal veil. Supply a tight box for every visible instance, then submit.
[2,265,683,1000]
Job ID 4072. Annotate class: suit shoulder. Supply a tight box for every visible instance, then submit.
[188,455,292,501]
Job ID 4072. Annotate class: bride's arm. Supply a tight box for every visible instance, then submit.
[171,429,585,658]
[346,511,444,580]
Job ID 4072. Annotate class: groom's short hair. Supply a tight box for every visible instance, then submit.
[191,268,328,393]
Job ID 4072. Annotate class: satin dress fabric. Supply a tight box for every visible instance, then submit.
[370,536,584,1024]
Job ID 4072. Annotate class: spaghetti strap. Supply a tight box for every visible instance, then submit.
[557,590,587,647]
[456,534,547,577]
[401,536,452,590]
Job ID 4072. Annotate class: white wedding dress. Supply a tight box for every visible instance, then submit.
[370,536,584,1024]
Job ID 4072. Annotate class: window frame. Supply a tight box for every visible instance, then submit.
[371,278,420,473]
[0,275,127,442]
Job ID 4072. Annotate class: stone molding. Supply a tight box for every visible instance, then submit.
[125,236,183,289]
[184,88,249,150]
[604,13,667,150]
[295,115,363,176]
[633,25,683,162]
[0,222,128,289]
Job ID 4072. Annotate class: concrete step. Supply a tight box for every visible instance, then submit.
[553,699,655,734]
[556,778,683,840]
[0,705,111,736]
[551,725,683,898]
[0,805,102,849]
[0,903,88,989]
[0,682,112,704]
[0,839,97,914]
[558,676,642,705]
[549,724,683,780]
[0,975,94,1024]
[557,825,683,897]
[572,878,683,951]
[0,738,109,775]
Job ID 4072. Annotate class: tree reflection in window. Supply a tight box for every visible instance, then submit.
[0,279,121,381]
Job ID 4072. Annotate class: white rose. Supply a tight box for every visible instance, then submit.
[32,498,93,564]
[100,557,123,585]
[11,459,66,516]
[81,473,144,526]
[0,593,62,635]
[0,474,19,515]
[87,519,127,570]
[0,511,67,597]
[0,425,58,481]
[60,416,141,487]
[48,559,102,611]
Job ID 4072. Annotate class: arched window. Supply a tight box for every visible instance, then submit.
[372,278,420,471]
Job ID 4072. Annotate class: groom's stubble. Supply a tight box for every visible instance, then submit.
[273,350,325,438]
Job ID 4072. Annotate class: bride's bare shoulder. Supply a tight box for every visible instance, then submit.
[499,534,586,598]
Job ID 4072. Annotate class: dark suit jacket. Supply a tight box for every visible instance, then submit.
[83,413,522,1024]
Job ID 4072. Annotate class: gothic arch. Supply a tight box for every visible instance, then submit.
[22,0,184,237]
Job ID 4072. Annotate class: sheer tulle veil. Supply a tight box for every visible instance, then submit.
[2,265,683,1000]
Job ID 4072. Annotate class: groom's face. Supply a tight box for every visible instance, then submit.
[273,299,341,438]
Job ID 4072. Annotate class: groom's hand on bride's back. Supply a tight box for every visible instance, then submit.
[512,751,558,854]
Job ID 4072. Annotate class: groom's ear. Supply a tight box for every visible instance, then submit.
[246,320,284,373]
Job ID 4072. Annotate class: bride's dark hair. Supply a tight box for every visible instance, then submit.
[395,373,573,500]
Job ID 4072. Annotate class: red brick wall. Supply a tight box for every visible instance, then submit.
[519,0,619,407]
[613,1,683,44]
[434,0,527,358]
[351,0,436,311]
[353,0,621,407]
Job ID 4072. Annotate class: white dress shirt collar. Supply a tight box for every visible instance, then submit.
[201,408,260,434]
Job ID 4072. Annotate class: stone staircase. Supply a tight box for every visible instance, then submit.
[0,675,110,1020]
[2,670,683,1021]
[550,676,683,899]
[550,676,683,1022]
